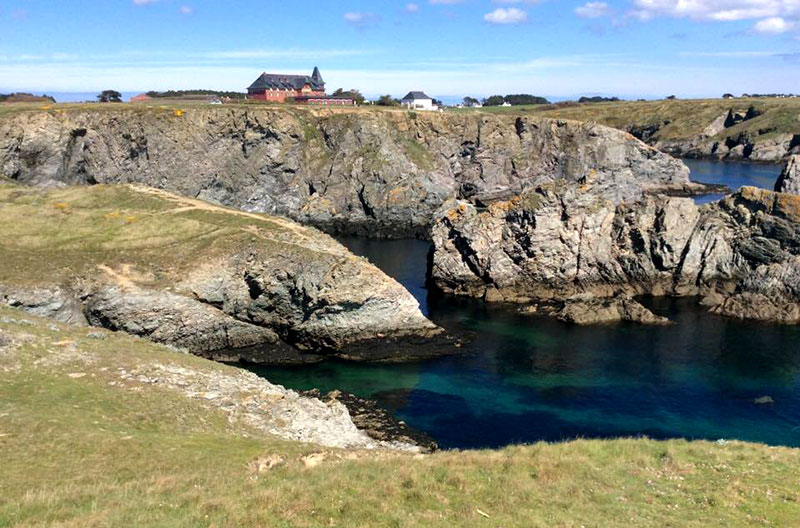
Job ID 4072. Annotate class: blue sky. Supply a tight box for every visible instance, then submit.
[1,0,799,100]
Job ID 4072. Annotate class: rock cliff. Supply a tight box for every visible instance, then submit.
[0,107,701,238]
[0,183,443,362]
[430,181,800,324]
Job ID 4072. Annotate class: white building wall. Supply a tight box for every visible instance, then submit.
[402,98,436,111]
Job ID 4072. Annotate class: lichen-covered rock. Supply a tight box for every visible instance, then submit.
[775,155,800,195]
[0,107,699,238]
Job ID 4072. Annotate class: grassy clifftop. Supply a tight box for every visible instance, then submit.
[458,97,800,142]
[1,306,798,527]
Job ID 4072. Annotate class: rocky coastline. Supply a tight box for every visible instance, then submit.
[0,183,449,364]
[1,107,710,239]
[429,158,800,325]
[2,106,799,334]
[631,108,800,164]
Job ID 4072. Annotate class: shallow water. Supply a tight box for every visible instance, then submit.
[250,161,800,450]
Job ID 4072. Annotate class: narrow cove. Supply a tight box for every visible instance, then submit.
[246,161,800,450]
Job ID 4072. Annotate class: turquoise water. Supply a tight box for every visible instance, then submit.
[249,161,800,449]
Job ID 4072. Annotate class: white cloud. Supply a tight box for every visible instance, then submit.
[179,5,193,15]
[680,50,784,57]
[629,0,800,22]
[132,0,158,5]
[575,2,612,18]
[753,16,795,33]
[429,0,464,4]
[405,3,420,13]
[343,12,380,26]
[484,7,528,24]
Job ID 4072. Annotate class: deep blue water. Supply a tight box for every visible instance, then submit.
[686,159,782,204]
[250,161,800,450]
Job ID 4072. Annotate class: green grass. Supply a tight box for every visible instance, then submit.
[0,183,345,287]
[452,98,800,143]
[1,306,798,527]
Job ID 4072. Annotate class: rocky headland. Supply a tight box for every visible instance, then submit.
[2,106,798,326]
[0,106,706,239]
[0,182,444,364]
[430,157,800,325]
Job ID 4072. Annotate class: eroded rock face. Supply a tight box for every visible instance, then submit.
[430,187,699,303]
[0,184,443,362]
[430,184,800,324]
[775,155,800,195]
[0,108,698,238]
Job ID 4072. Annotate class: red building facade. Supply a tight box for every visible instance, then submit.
[247,67,326,102]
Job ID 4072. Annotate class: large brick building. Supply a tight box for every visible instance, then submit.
[247,67,325,102]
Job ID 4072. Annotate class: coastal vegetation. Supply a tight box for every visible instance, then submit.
[0,93,55,104]
[2,306,799,527]
[464,96,799,142]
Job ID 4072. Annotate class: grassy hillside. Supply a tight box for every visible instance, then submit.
[0,182,348,287]
[1,305,798,527]
[461,98,800,144]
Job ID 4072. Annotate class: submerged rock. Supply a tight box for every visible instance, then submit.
[554,295,671,326]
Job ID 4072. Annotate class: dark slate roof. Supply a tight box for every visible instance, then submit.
[401,91,431,101]
[248,68,325,92]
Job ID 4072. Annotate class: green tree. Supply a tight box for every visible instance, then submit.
[97,90,122,103]
[504,94,550,105]
[376,94,400,106]
[331,88,366,105]
[483,95,506,106]
[462,96,479,106]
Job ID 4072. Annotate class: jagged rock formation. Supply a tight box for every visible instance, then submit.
[775,155,800,195]
[430,182,800,324]
[0,107,703,238]
[0,183,443,362]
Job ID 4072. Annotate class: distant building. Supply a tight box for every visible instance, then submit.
[401,91,436,111]
[130,94,152,103]
[247,67,325,102]
[294,95,356,106]
[501,101,512,107]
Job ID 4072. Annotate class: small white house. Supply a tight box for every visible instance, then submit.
[401,91,436,111]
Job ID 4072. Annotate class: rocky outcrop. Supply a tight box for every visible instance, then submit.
[303,389,438,452]
[0,307,423,451]
[430,186,699,303]
[552,295,670,325]
[0,184,444,362]
[0,107,701,238]
[775,155,800,195]
[430,183,800,324]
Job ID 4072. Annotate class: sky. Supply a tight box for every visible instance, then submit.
[1,0,800,101]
